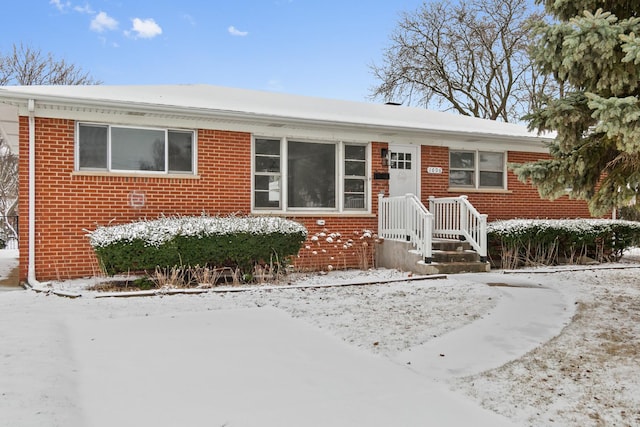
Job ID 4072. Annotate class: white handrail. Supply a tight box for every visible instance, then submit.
[378,194,487,262]
[428,195,487,260]
[378,193,433,262]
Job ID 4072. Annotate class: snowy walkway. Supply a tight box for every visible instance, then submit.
[0,249,19,290]
[394,272,575,380]
[68,307,516,427]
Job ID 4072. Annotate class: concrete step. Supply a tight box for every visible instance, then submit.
[432,250,480,263]
[376,239,490,275]
[432,239,472,252]
[422,261,490,275]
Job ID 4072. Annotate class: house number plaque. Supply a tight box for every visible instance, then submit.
[427,167,443,174]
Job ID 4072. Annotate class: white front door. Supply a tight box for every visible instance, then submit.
[388,144,419,197]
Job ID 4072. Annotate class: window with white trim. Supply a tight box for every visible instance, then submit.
[344,145,366,209]
[449,150,505,189]
[254,138,281,208]
[253,138,369,211]
[76,123,196,174]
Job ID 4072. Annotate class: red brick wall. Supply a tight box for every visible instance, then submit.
[19,116,597,282]
[18,118,390,281]
[420,146,595,220]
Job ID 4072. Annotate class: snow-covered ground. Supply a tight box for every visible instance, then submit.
[1,248,639,426]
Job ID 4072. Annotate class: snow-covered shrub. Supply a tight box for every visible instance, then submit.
[86,215,307,276]
[487,219,640,269]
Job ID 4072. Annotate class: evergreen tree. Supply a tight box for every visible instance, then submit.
[511,1,640,215]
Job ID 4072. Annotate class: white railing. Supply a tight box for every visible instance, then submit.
[378,194,487,262]
[378,193,433,262]
[428,195,487,260]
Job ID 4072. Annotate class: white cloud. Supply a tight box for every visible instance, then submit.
[99,37,119,48]
[50,0,71,11]
[73,3,96,15]
[50,0,95,14]
[90,11,118,33]
[183,14,196,26]
[228,26,248,37]
[74,3,94,14]
[126,18,163,39]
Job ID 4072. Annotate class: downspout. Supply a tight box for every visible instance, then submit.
[24,101,76,297]
[27,99,45,290]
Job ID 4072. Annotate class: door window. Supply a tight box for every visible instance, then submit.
[390,151,412,170]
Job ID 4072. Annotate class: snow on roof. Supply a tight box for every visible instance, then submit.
[0,84,545,140]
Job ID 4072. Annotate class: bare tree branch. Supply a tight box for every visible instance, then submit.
[0,139,18,244]
[0,43,100,245]
[0,43,100,86]
[370,0,552,122]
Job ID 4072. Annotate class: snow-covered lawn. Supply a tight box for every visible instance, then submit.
[1,248,639,426]
[454,266,640,425]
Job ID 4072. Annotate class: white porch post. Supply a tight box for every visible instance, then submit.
[377,192,384,238]
[404,193,412,241]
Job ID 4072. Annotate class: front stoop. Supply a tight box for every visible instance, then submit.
[376,239,490,275]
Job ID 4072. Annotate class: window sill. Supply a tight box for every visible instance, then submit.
[447,187,512,194]
[72,171,201,180]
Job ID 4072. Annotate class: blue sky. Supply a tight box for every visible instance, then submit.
[2,1,427,102]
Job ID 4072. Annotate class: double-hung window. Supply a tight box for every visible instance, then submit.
[449,150,505,189]
[344,145,367,209]
[254,138,282,209]
[253,138,369,212]
[77,123,196,174]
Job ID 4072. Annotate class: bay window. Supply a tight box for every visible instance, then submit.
[77,123,196,174]
[253,137,369,212]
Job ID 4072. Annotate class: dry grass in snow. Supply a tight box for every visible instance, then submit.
[454,268,640,426]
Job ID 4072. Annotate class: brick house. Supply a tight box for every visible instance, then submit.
[0,84,597,282]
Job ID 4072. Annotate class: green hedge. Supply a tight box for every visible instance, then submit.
[86,215,307,275]
[487,219,640,269]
